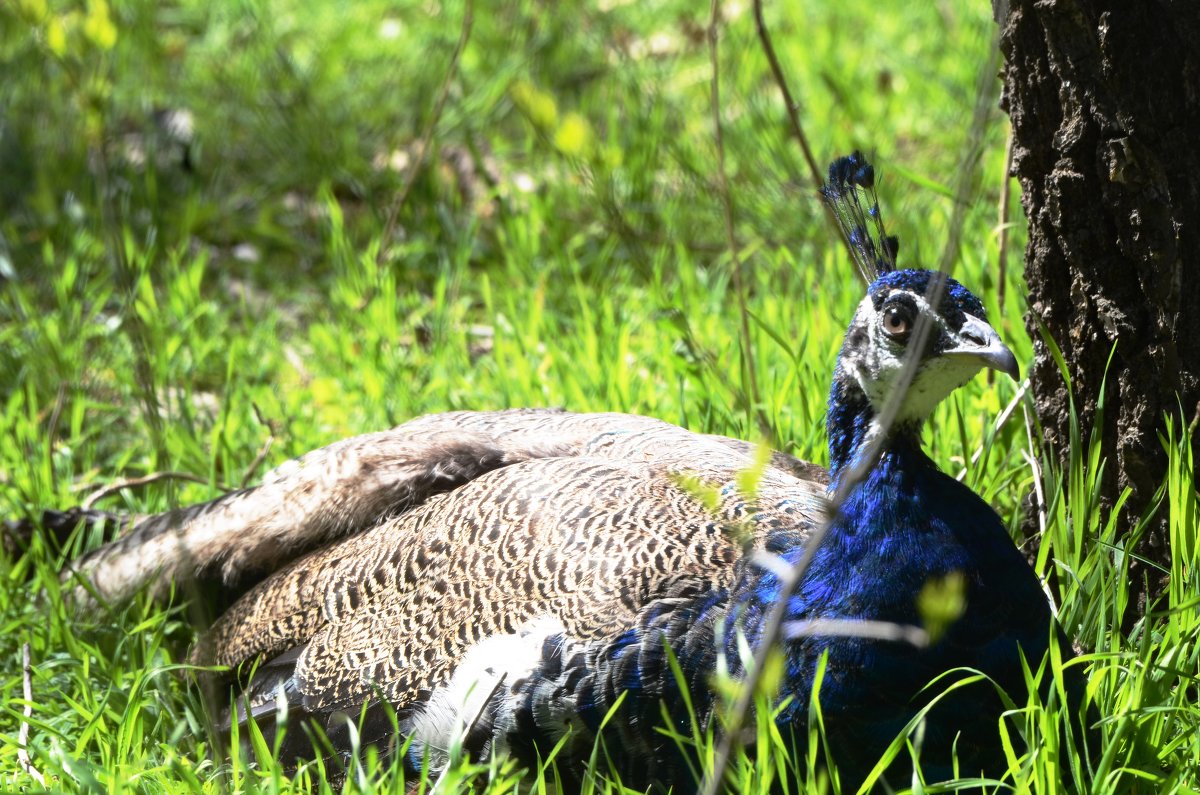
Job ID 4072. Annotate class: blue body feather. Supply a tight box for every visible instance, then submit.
[734,433,1058,781]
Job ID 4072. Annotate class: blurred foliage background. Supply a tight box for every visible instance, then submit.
[0,0,1014,477]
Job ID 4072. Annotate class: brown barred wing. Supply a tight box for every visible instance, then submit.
[203,451,825,721]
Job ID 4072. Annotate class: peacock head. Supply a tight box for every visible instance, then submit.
[820,153,1019,467]
[837,268,1018,426]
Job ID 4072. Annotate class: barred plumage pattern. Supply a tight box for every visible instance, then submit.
[199,412,827,710]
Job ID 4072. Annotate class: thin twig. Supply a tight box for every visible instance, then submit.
[1022,397,1049,542]
[955,378,1029,481]
[240,403,276,489]
[376,0,475,265]
[709,0,773,446]
[783,618,929,646]
[81,471,218,510]
[751,0,821,185]
[936,30,1003,274]
[240,435,274,489]
[997,130,1015,314]
[1020,398,1060,619]
[987,130,1016,387]
[91,86,167,464]
[19,643,46,786]
[46,383,67,495]
[752,0,857,277]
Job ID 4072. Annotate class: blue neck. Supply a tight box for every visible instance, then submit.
[720,403,1053,772]
[826,372,923,481]
[804,437,970,620]
[733,369,1051,678]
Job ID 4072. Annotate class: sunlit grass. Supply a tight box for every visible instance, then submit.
[1,0,1196,791]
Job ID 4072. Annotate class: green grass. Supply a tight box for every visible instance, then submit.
[0,0,1196,791]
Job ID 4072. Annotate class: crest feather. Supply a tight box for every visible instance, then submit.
[820,151,899,281]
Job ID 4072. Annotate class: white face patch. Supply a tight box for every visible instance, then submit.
[843,293,991,427]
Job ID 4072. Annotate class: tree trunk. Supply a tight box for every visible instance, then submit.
[996,0,1200,617]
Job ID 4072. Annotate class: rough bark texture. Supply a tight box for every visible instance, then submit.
[997,0,1200,613]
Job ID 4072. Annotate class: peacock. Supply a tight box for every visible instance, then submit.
[58,153,1090,790]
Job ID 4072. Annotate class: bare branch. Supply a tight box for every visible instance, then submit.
[752,0,856,276]
[701,273,947,795]
[784,618,929,647]
[710,0,774,445]
[240,404,276,489]
[956,378,1029,482]
[937,32,1003,274]
[751,0,821,185]
[996,130,1015,316]
[1022,398,1049,545]
[240,436,274,490]
[82,471,219,511]
[46,383,67,495]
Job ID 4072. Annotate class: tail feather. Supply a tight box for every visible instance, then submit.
[64,423,561,606]
[62,409,822,608]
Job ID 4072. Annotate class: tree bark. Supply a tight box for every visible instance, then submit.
[996,0,1200,616]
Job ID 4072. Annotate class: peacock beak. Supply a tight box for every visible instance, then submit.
[944,314,1020,381]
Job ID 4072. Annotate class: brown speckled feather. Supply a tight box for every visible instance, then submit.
[66,408,828,764]
[69,409,822,607]
[203,449,823,712]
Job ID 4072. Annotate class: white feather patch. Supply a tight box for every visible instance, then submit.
[404,616,565,770]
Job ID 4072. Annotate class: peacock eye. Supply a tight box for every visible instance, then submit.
[881,305,912,338]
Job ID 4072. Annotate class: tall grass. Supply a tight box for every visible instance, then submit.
[1,0,1195,791]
